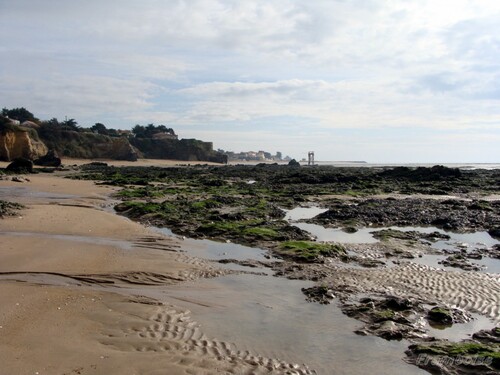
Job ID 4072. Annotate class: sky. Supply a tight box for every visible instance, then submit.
[1,0,499,163]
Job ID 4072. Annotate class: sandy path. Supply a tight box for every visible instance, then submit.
[0,171,312,375]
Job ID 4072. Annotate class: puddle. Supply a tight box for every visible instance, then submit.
[295,222,380,244]
[284,207,500,273]
[405,253,500,274]
[426,313,495,342]
[0,231,135,251]
[155,227,271,263]
[284,206,328,221]
[0,186,76,201]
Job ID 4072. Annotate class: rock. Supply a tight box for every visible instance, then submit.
[373,321,404,340]
[427,307,453,325]
[488,228,500,240]
[0,124,48,161]
[6,158,33,173]
[472,327,500,344]
[288,159,300,167]
[302,286,336,304]
[34,149,61,167]
[438,254,483,271]
[11,176,30,183]
[382,296,416,311]
[110,137,139,161]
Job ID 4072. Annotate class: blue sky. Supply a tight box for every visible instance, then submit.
[1,0,499,162]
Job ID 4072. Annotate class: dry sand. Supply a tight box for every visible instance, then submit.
[0,166,312,375]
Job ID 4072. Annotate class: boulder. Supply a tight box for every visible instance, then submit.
[34,149,61,167]
[488,228,500,240]
[427,307,453,325]
[6,158,34,173]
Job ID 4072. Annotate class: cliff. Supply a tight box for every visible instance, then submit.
[38,127,139,161]
[130,137,227,163]
[0,122,48,161]
[0,114,225,163]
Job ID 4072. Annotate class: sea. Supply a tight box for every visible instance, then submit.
[308,161,500,170]
[228,160,500,169]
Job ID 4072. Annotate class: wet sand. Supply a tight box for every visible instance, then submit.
[0,163,313,375]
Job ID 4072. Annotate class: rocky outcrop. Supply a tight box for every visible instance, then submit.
[6,158,34,173]
[34,149,62,167]
[109,137,140,161]
[130,137,226,163]
[0,126,48,161]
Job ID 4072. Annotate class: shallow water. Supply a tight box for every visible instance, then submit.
[0,231,135,251]
[160,206,494,372]
[0,186,76,201]
[153,227,427,374]
[157,227,270,262]
[406,253,500,274]
[426,312,494,342]
[285,206,500,273]
[164,273,426,375]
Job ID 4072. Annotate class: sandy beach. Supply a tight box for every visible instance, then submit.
[0,162,315,375]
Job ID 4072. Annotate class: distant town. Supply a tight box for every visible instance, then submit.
[217,150,292,162]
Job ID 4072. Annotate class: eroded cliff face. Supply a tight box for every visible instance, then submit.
[0,129,48,161]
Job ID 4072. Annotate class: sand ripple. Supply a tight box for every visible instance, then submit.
[331,263,500,321]
[101,299,316,374]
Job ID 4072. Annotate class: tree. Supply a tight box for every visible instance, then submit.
[1,107,39,123]
[91,123,108,135]
[61,118,79,131]
[132,124,146,137]
[132,123,176,138]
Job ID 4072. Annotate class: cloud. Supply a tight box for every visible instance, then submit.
[0,74,158,120]
[1,0,500,161]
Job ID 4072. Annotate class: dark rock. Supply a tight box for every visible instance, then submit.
[488,228,500,240]
[382,296,416,311]
[302,285,335,304]
[312,198,500,232]
[427,307,453,325]
[288,159,300,167]
[34,149,61,167]
[6,158,33,173]
[473,327,500,344]
[439,254,483,271]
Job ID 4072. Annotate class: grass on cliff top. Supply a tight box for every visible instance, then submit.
[277,241,346,262]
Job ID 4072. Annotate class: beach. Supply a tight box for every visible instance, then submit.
[0,162,316,375]
[1,160,499,375]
